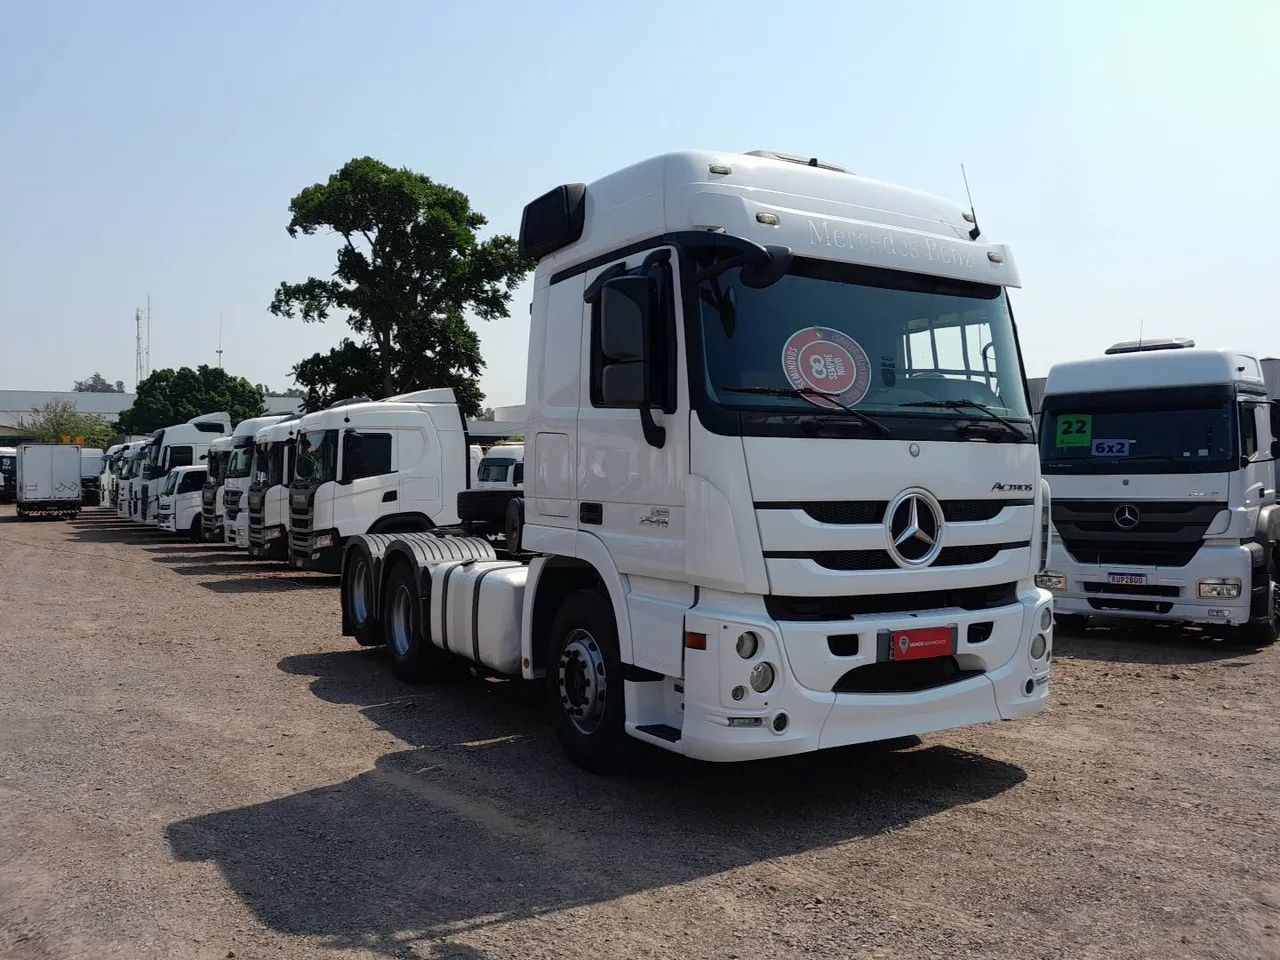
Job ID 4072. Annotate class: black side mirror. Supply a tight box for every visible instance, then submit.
[341,432,364,484]
[739,245,793,288]
[598,275,665,447]
[1271,439,1280,459]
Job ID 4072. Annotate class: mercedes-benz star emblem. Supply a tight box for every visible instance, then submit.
[887,491,943,567]
[1113,503,1141,529]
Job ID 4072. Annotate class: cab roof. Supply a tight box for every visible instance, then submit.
[1046,348,1266,396]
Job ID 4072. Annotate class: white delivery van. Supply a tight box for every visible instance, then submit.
[16,443,82,519]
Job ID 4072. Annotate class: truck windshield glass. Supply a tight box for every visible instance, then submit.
[477,458,514,482]
[1041,386,1238,475]
[694,257,1030,432]
[294,430,338,485]
[226,444,253,479]
[251,444,271,485]
[161,472,178,495]
[205,451,226,483]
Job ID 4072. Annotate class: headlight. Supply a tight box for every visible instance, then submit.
[265,527,281,540]
[1198,578,1241,599]
[1039,607,1053,632]
[749,662,776,693]
[735,631,760,659]
[1030,633,1048,660]
[313,533,334,549]
[1036,571,1067,591]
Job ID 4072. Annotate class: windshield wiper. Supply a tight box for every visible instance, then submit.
[899,399,1029,440]
[719,386,890,437]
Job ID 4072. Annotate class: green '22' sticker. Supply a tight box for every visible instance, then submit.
[1055,414,1093,448]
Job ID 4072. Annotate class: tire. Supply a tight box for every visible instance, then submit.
[346,553,382,647]
[1230,550,1279,646]
[382,561,442,681]
[188,516,203,543]
[504,497,525,555]
[547,589,625,772]
[1055,613,1088,633]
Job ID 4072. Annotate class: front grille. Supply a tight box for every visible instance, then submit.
[756,498,1031,526]
[140,483,150,520]
[766,581,1019,620]
[224,489,243,521]
[247,486,267,549]
[1082,582,1181,598]
[1087,597,1175,614]
[289,489,314,560]
[1053,499,1224,569]
[767,541,1027,571]
[833,656,982,694]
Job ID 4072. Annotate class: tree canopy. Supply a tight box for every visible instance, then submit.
[73,372,125,393]
[271,157,529,417]
[118,365,265,434]
[22,400,115,448]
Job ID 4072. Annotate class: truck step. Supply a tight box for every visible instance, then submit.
[635,723,681,743]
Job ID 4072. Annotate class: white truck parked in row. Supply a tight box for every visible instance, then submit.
[156,465,209,540]
[200,436,233,540]
[221,415,290,549]
[1037,339,1279,645]
[99,443,125,508]
[0,446,15,503]
[115,442,148,518]
[287,392,467,571]
[337,149,1053,769]
[246,416,299,561]
[133,412,232,525]
[80,447,105,506]
[16,443,82,519]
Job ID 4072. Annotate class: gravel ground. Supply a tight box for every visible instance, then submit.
[1,506,1277,960]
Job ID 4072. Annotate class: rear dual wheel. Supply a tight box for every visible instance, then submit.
[383,563,443,682]
[1230,550,1280,647]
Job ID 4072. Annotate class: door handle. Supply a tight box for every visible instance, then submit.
[382,490,397,502]
[580,502,602,525]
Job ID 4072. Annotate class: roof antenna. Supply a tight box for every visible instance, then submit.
[960,164,981,241]
[1138,318,1144,351]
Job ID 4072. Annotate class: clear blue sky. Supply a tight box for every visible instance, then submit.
[2,1,1276,408]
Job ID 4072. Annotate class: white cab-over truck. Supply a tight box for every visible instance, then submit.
[156,465,209,540]
[16,444,82,518]
[80,448,105,506]
[115,442,148,518]
[99,444,124,508]
[287,392,467,572]
[200,436,233,540]
[222,416,290,549]
[246,416,299,561]
[337,149,1053,769]
[134,412,232,525]
[1037,340,1280,644]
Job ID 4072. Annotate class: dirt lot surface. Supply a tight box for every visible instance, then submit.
[1,507,1278,960]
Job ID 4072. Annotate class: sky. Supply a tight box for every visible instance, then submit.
[2,1,1277,409]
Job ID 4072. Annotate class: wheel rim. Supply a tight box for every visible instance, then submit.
[350,560,369,624]
[390,584,413,657]
[558,628,607,735]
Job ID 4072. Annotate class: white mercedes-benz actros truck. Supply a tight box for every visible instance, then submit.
[1037,339,1279,644]
[335,149,1053,769]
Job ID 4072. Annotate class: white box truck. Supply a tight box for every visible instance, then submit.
[16,443,82,519]
[1037,339,1279,645]
[336,149,1053,770]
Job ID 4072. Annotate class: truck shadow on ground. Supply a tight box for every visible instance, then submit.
[166,648,1026,957]
[1053,620,1261,665]
[197,573,342,594]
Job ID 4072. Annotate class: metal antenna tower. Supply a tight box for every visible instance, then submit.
[217,311,224,369]
[135,307,146,388]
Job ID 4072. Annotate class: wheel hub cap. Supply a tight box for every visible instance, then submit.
[558,629,607,735]
[351,561,369,623]
[390,585,412,657]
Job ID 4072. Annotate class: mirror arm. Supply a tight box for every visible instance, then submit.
[639,403,666,449]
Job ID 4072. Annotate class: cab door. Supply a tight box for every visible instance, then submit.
[575,246,689,580]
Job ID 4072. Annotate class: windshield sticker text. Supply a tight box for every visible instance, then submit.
[1055,414,1092,448]
[1091,439,1130,457]
[781,327,872,408]
[807,219,975,268]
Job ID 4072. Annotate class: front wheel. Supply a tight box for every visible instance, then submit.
[188,516,203,543]
[547,589,626,772]
[1230,550,1280,647]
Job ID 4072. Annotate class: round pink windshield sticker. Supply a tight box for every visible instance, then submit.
[781,327,872,408]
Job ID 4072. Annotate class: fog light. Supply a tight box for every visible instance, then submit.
[749,662,776,693]
[1039,607,1053,632]
[1030,633,1048,660]
[735,631,760,660]
[731,685,747,702]
[727,716,762,727]
[1198,578,1241,599]
[1036,572,1067,591]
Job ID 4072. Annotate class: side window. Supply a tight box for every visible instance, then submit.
[1240,403,1259,459]
[356,433,394,478]
[169,446,194,468]
[179,471,205,493]
[588,255,676,410]
[512,462,524,485]
[1270,401,1280,451]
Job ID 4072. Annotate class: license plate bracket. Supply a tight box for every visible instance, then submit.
[1107,572,1147,585]
[877,625,958,662]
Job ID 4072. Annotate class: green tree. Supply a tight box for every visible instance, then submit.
[21,400,115,448]
[271,157,529,418]
[118,365,265,434]
[73,372,126,393]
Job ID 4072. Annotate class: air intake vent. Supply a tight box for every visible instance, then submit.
[1104,337,1195,355]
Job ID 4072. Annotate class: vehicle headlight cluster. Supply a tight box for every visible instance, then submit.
[734,630,776,695]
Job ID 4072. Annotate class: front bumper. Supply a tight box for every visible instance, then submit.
[158,511,176,532]
[289,528,342,572]
[248,524,288,559]
[675,585,1052,762]
[1041,540,1253,626]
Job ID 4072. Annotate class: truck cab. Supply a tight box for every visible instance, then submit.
[247,416,299,560]
[223,415,290,549]
[200,437,233,540]
[99,444,124,509]
[134,412,232,525]
[116,442,148,518]
[288,392,467,571]
[1038,340,1280,644]
[474,443,524,490]
[342,150,1053,768]
[79,448,105,506]
[0,446,15,503]
[156,465,209,540]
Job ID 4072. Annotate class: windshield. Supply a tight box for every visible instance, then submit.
[161,472,179,496]
[1041,385,1238,475]
[226,443,253,479]
[694,257,1030,437]
[477,458,513,482]
[251,443,271,485]
[293,430,338,485]
[205,450,227,484]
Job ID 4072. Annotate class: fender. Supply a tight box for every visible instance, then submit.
[367,512,434,534]
[555,531,635,666]
[1254,503,1280,545]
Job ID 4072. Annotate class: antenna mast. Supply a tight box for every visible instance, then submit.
[217,311,224,369]
[960,163,981,241]
[146,294,151,378]
[135,307,145,389]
